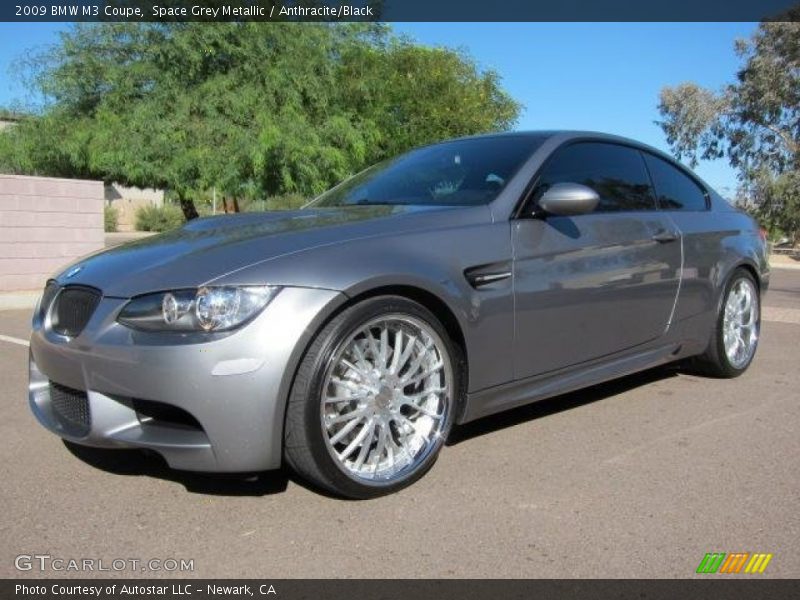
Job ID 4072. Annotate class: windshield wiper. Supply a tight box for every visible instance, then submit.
[351,199,400,206]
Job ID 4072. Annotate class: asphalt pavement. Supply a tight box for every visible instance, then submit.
[1,270,798,579]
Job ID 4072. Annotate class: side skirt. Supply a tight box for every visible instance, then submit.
[460,342,686,423]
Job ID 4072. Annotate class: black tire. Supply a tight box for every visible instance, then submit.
[692,268,761,378]
[284,295,463,499]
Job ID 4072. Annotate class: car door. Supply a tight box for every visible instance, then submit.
[511,141,682,380]
[641,151,717,322]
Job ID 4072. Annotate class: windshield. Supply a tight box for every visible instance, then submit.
[308,136,544,208]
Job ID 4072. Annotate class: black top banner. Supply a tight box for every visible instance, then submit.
[3,0,800,22]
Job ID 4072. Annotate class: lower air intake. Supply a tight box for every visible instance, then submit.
[49,382,91,436]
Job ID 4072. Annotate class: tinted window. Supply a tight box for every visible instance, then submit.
[643,153,708,211]
[538,142,656,212]
[311,136,545,208]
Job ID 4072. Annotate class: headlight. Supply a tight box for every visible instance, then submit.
[118,286,280,332]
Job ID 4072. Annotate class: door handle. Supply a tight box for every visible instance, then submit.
[652,230,679,243]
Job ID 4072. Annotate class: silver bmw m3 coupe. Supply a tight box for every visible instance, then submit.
[29,131,769,498]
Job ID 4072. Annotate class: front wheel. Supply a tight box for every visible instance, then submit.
[694,268,761,378]
[284,296,461,499]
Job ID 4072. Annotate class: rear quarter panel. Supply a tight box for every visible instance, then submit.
[667,193,769,349]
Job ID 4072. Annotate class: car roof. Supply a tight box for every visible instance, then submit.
[447,129,705,185]
[450,129,666,156]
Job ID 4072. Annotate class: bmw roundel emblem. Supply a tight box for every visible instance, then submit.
[65,265,83,279]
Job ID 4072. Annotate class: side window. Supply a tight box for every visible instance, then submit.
[538,142,656,212]
[643,153,708,211]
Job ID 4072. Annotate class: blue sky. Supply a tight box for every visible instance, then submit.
[0,22,756,195]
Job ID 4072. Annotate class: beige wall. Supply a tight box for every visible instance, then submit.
[105,183,164,232]
[0,175,104,292]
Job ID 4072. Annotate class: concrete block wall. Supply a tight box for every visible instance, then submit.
[0,175,104,292]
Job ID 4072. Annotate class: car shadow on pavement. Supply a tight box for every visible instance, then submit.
[62,441,290,496]
[447,364,681,446]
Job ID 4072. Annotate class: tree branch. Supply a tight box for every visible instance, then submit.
[757,122,799,155]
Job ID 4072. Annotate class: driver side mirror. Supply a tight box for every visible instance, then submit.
[537,182,599,216]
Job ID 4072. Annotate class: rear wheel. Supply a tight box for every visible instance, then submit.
[284,296,461,499]
[694,268,760,378]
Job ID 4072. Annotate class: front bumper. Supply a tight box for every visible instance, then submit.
[29,286,342,472]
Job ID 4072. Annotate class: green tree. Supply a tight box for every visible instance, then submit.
[0,23,521,221]
[656,14,800,242]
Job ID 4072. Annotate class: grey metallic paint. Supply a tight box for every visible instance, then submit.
[29,131,769,473]
[30,287,346,471]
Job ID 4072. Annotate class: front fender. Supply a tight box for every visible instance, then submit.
[213,221,515,393]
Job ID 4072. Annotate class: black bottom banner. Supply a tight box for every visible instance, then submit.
[4,579,800,600]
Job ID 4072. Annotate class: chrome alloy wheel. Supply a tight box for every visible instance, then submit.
[320,314,452,484]
[722,277,759,370]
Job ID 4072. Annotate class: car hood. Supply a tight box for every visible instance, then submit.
[53,205,481,297]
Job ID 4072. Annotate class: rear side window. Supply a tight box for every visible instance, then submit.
[643,153,708,211]
[538,142,656,212]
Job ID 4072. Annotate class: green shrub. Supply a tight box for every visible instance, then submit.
[104,205,118,232]
[135,204,185,232]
